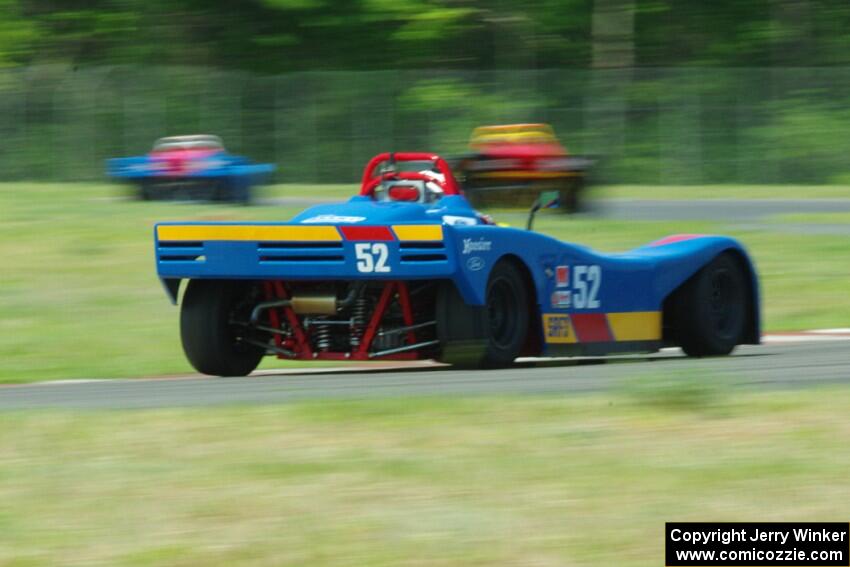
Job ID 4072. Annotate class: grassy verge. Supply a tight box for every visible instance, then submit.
[1,182,849,383]
[264,183,356,201]
[2,388,850,565]
[0,183,314,383]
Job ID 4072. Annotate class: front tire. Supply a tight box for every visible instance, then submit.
[180,280,266,376]
[672,253,748,357]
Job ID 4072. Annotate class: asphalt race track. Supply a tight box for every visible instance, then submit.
[594,199,850,235]
[1,341,847,410]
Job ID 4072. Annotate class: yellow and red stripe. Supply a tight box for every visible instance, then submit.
[543,311,661,344]
[158,224,445,243]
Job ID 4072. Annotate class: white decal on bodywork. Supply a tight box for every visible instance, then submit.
[551,290,571,308]
[443,215,477,226]
[466,256,485,271]
[301,215,366,224]
[462,238,493,254]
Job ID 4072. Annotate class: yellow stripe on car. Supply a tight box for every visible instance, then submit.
[157,225,342,242]
[605,311,662,341]
[392,225,444,241]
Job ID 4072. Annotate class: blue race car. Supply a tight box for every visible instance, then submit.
[108,135,275,204]
[154,152,760,376]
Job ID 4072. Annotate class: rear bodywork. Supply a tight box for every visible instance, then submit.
[156,197,760,360]
[108,135,275,203]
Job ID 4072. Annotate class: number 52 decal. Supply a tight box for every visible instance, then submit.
[355,242,391,273]
[573,264,601,308]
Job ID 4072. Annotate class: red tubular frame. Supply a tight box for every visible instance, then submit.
[261,280,420,361]
[263,281,285,351]
[359,152,461,197]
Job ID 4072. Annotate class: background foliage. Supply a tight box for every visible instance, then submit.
[1,1,849,184]
[9,0,850,70]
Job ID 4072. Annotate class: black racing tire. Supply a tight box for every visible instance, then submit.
[435,283,488,368]
[436,260,529,368]
[137,181,153,201]
[484,260,530,366]
[672,253,748,357]
[210,179,226,202]
[236,183,253,206]
[180,279,266,376]
[186,181,208,201]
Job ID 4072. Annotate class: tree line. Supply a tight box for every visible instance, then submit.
[3,0,849,71]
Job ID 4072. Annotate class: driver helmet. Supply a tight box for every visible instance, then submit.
[418,169,445,203]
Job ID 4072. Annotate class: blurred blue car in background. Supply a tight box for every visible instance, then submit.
[107,135,275,204]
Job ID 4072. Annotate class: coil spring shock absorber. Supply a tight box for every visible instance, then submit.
[349,296,369,348]
[314,320,332,351]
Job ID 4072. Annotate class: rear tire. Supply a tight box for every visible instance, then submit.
[210,178,227,202]
[435,282,488,368]
[672,253,748,357]
[436,260,529,368]
[137,181,153,201]
[180,279,266,376]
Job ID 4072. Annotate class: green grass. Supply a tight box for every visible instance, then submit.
[2,389,850,565]
[264,183,356,201]
[1,182,849,383]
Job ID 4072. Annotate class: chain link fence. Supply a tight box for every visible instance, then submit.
[1,65,848,184]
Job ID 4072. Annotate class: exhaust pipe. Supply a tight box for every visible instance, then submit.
[290,294,337,315]
[250,282,366,322]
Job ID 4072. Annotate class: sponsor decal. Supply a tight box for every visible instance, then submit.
[543,314,574,343]
[551,290,571,308]
[462,238,492,254]
[466,256,485,271]
[301,215,366,224]
[442,215,477,226]
[556,265,569,287]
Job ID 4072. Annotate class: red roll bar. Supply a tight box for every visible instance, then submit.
[359,152,461,197]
